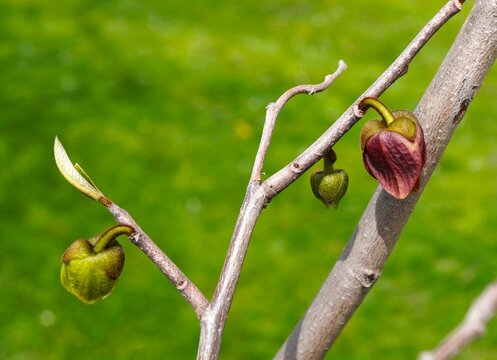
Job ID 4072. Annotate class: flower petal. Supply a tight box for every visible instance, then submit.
[364,131,424,199]
[360,119,386,151]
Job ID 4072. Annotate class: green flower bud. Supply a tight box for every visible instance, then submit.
[60,225,133,304]
[310,149,349,209]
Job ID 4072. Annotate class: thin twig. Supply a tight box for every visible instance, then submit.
[419,281,497,360]
[250,60,348,182]
[198,182,267,359]
[107,202,209,319]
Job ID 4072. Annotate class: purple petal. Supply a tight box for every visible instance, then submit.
[363,130,424,199]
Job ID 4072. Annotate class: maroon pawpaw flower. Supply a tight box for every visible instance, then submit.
[359,98,426,199]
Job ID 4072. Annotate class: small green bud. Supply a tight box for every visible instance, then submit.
[60,225,133,304]
[310,149,349,209]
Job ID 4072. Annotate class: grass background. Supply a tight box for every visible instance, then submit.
[1,0,497,358]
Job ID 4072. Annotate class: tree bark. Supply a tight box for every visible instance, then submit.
[274,0,497,358]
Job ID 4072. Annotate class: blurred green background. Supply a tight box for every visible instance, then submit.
[1,0,496,358]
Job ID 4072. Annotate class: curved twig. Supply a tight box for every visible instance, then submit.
[250,60,348,182]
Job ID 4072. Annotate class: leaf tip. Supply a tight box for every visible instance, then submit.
[53,136,107,203]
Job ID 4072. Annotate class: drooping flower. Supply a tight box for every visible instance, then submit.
[359,97,426,199]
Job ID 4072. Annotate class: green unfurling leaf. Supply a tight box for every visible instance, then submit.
[54,136,107,202]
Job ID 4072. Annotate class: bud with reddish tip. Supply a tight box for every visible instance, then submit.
[310,149,348,209]
[359,97,426,199]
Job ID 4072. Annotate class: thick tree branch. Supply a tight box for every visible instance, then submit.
[197,1,466,359]
[274,0,497,358]
[419,280,497,360]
